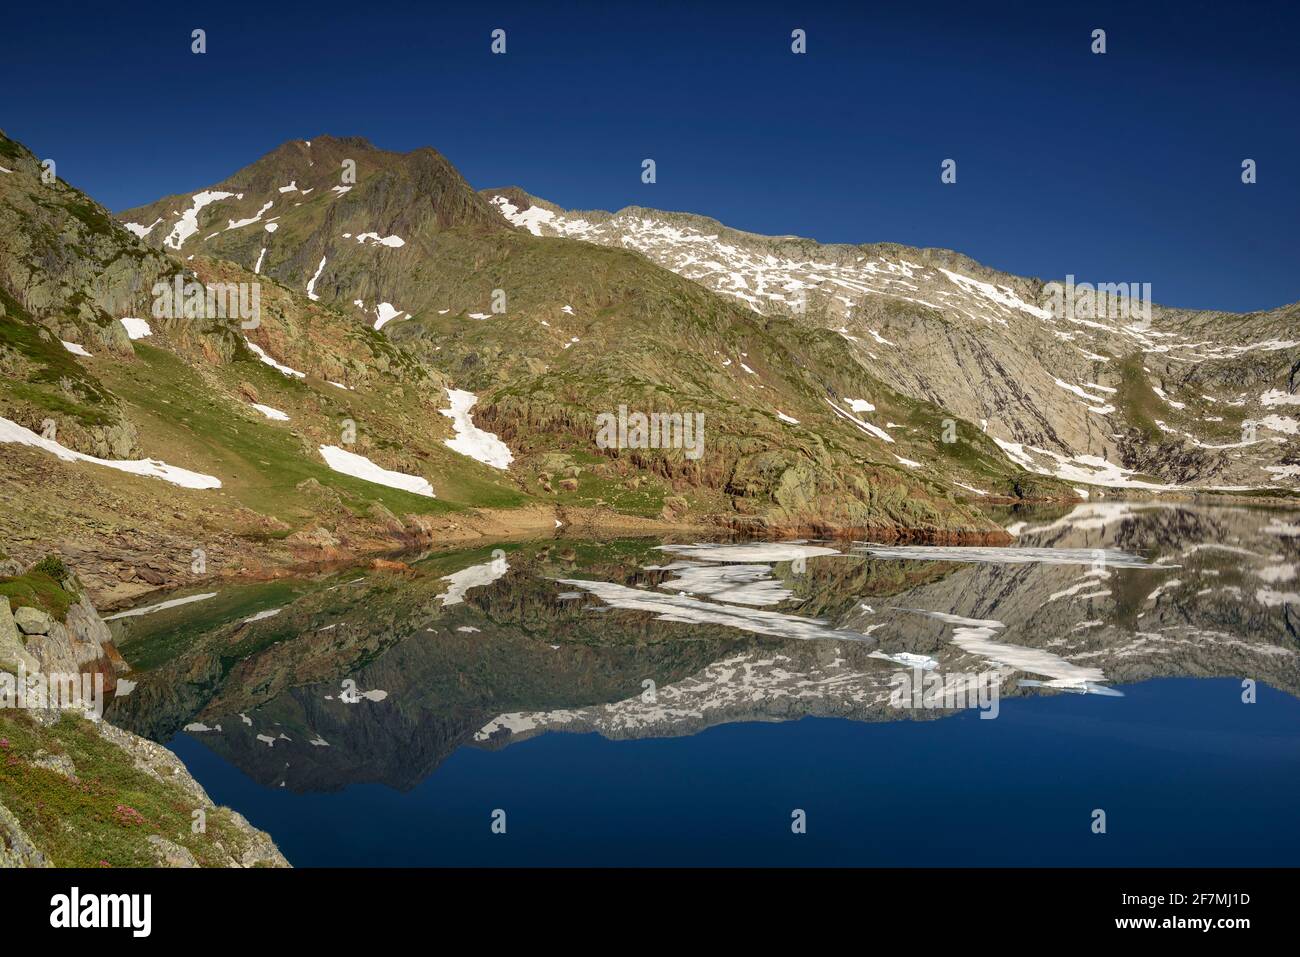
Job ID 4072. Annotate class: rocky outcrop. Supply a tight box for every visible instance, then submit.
[0,568,290,868]
[18,588,122,678]
[0,597,40,674]
[0,802,49,868]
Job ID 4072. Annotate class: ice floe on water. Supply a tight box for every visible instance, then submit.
[119,317,151,339]
[558,578,879,644]
[439,388,514,469]
[318,445,435,497]
[854,544,1153,568]
[104,592,218,620]
[657,542,841,563]
[439,553,509,606]
[0,415,222,489]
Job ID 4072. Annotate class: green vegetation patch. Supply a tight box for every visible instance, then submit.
[0,711,266,867]
[0,570,74,622]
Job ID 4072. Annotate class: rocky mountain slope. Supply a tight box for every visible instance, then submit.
[113,136,1059,536]
[8,127,1298,598]
[481,188,1300,492]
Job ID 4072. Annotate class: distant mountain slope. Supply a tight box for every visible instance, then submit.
[2,129,1028,591]
[114,136,1054,538]
[2,130,541,603]
[481,187,1300,492]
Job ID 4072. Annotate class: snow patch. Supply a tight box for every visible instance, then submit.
[318,445,434,497]
[439,389,514,469]
[164,190,234,249]
[0,416,222,489]
[306,256,326,301]
[119,317,151,340]
[251,403,289,421]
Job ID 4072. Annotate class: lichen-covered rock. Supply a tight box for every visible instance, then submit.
[147,835,199,868]
[0,802,50,868]
[0,597,41,674]
[12,605,51,635]
[30,750,78,780]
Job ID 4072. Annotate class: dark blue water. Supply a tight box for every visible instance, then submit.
[169,676,1300,866]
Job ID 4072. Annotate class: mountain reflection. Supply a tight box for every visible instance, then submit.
[105,502,1299,793]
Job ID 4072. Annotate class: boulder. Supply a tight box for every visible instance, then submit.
[0,597,42,674]
[13,605,52,635]
[30,750,78,780]
[146,835,199,868]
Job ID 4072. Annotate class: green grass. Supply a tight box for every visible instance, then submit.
[0,711,270,867]
[1114,353,1165,441]
[0,571,74,622]
[0,287,116,424]
[100,343,468,520]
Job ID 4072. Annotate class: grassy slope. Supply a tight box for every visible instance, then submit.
[0,710,272,867]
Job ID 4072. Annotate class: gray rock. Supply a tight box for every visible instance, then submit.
[30,750,78,780]
[13,605,52,635]
[0,597,42,674]
[146,835,199,868]
[24,622,79,676]
[0,802,50,868]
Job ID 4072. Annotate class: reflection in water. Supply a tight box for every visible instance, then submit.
[104,502,1300,863]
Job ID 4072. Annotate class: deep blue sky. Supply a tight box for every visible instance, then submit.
[2,0,1296,312]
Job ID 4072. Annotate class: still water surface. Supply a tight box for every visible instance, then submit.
[106,502,1300,865]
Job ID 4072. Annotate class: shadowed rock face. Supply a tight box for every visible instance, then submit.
[106,503,1298,793]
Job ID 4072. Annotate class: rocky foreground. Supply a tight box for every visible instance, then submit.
[0,556,288,868]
